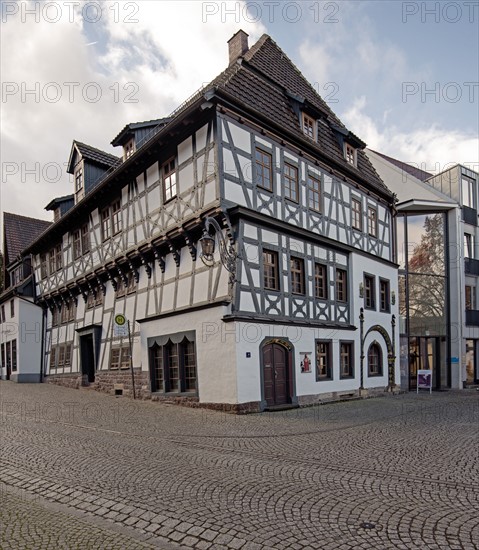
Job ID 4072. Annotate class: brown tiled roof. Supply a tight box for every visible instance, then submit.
[209,34,390,197]
[370,150,433,182]
[3,212,51,265]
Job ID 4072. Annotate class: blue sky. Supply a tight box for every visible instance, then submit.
[1,0,478,220]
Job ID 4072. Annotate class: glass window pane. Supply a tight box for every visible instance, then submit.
[407,213,445,275]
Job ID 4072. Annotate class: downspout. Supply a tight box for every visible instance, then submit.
[39,305,47,383]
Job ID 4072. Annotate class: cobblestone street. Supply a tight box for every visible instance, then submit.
[0,382,478,550]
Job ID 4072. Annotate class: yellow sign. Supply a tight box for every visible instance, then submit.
[115,314,126,326]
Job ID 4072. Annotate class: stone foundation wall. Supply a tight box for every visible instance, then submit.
[47,374,392,414]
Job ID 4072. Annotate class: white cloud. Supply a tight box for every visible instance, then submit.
[0,0,265,221]
[343,97,479,173]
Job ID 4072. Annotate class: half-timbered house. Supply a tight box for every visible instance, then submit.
[23,31,399,411]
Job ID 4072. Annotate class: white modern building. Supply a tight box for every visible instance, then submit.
[367,150,479,389]
[18,32,399,411]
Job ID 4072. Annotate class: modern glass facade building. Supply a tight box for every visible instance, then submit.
[367,151,478,390]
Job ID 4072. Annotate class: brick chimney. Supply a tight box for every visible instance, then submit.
[228,30,249,65]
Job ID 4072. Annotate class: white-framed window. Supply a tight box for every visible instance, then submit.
[163,158,177,202]
[352,198,362,230]
[368,206,378,237]
[75,165,83,191]
[344,143,357,166]
[462,175,475,209]
[302,113,316,140]
[124,139,135,160]
[464,233,475,259]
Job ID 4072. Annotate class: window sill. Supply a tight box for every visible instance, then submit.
[368,373,383,377]
[340,375,355,380]
[316,376,333,382]
[163,196,177,205]
[257,185,273,193]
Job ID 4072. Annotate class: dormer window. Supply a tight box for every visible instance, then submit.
[345,143,357,166]
[53,208,61,223]
[302,113,316,141]
[124,139,135,160]
[75,166,83,191]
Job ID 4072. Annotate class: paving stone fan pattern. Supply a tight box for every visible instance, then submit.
[0,383,478,549]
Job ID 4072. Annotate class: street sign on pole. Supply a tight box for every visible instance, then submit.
[112,314,136,399]
[113,314,129,337]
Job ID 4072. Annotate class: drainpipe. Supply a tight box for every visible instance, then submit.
[39,305,47,383]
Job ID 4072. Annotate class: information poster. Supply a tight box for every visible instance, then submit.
[417,369,432,393]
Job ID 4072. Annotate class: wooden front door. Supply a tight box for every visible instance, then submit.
[263,343,289,406]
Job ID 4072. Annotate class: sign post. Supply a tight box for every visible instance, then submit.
[113,314,136,399]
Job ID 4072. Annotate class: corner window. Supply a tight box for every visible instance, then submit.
[368,342,383,376]
[302,113,316,140]
[308,174,321,212]
[314,263,327,300]
[352,198,362,231]
[163,158,177,202]
[380,279,390,312]
[316,340,332,380]
[345,143,357,166]
[367,206,378,238]
[364,274,375,310]
[263,249,280,291]
[255,148,273,191]
[336,268,348,303]
[290,256,305,295]
[340,341,354,378]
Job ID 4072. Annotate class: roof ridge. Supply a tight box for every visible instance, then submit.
[370,149,433,179]
[74,140,120,160]
[3,211,51,224]
[243,34,344,126]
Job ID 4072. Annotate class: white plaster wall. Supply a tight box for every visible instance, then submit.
[234,321,372,403]
[139,305,238,404]
[0,297,43,378]
[232,255,399,403]
[18,299,44,376]
[350,252,400,387]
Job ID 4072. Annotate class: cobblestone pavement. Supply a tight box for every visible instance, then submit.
[0,382,478,550]
[0,484,160,549]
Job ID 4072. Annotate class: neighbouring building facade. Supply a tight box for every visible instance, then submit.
[0,213,51,382]
[15,32,399,411]
[367,150,479,390]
